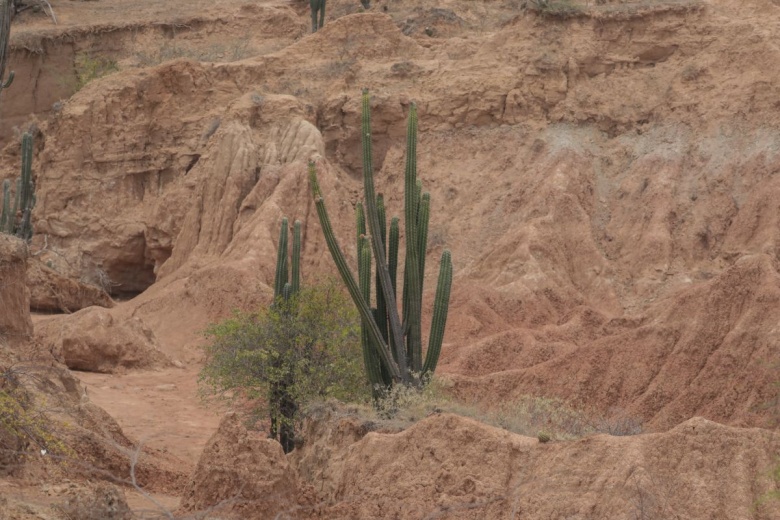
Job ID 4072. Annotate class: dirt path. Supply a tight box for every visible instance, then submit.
[75,367,225,467]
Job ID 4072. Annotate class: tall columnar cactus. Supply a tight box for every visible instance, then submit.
[0,132,36,239]
[310,0,326,32]
[0,0,14,99]
[269,217,302,454]
[309,89,453,390]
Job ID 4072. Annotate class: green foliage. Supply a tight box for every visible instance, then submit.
[308,89,453,392]
[199,281,370,440]
[0,368,70,461]
[1,132,36,240]
[73,53,118,91]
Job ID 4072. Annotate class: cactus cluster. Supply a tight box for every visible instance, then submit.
[309,89,453,391]
[0,0,14,96]
[1,132,36,240]
[269,217,302,453]
[273,217,302,301]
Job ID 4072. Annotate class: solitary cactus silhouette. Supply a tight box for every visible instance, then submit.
[0,0,14,100]
[310,0,326,32]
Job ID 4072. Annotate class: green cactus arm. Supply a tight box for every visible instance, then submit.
[403,104,423,374]
[292,220,301,294]
[273,218,289,298]
[417,192,430,299]
[10,178,20,234]
[375,194,389,344]
[0,0,12,95]
[423,249,453,376]
[308,161,402,382]
[15,133,35,239]
[361,89,409,382]
[0,179,9,233]
[356,202,366,247]
[359,237,385,392]
[20,134,32,210]
[281,281,293,302]
[388,217,399,297]
[387,216,400,361]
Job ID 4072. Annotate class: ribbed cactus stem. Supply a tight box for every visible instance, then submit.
[0,179,9,233]
[273,218,289,298]
[388,217,399,297]
[10,177,19,233]
[356,202,366,244]
[423,249,452,376]
[14,133,34,239]
[376,194,389,343]
[309,161,402,382]
[0,0,13,98]
[19,134,32,211]
[359,236,384,394]
[403,104,423,374]
[360,89,409,382]
[291,220,301,294]
[417,192,431,300]
[281,282,293,302]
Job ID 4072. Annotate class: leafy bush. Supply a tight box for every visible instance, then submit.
[73,53,118,91]
[199,281,370,446]
[0,366,70,472]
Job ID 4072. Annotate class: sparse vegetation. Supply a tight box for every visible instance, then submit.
[133,39,254,67]
[199,280,369,452]
[73,53,118,91]
[324,377,643,441]
[527,0,585,17]
[0,365,71,470]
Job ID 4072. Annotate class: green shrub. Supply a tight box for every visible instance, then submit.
[0,367,70,468]
[74,53,118,91]
[199,281,370,444]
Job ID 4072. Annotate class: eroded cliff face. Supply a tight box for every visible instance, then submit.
[15,3,780,427]
[183,407,780,520]
[3,0,780,516]
[0,234,32,346]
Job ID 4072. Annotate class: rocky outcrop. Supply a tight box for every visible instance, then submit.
[27,257,114,313]
[287,412,780,519]
[35,307,169,373]
[179,412,300,519]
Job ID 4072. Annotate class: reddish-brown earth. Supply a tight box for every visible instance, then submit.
[2,0,780,517]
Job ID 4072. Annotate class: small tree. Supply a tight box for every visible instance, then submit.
[199,281,368,453]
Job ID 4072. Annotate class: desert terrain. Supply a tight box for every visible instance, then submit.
[1,0,780,518]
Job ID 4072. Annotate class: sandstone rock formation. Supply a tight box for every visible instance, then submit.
[35,307,169,373]
[0,234,32,346]
[179,412,300,519]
